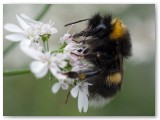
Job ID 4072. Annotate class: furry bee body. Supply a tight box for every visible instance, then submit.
[66,13,132,107]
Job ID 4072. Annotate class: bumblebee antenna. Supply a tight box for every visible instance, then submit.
[64,18,89,27]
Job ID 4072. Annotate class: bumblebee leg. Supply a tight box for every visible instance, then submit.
[71,51,114,61]
[72,36,87,44]
[72,38,99,45]
[64,69,100,80]
[85,52,117,63]
[73,30,87,38]
[71,52,117,71]
[71,52,97,60]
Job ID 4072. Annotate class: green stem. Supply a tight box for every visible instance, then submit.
[35,4,51,20]
[3,43,18,57]
[43,40,49,52]
[3,68,30,76]
[51,49,63,54]
[51,42,66,54]
[43,41,46,51]
[46,41,49,51]
[3,4,52,57]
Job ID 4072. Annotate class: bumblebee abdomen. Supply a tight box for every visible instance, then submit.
[88,71,122,97]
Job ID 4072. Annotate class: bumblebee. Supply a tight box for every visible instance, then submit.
[65,13,132,107]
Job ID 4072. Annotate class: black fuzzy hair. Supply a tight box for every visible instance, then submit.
[88,13,112,29]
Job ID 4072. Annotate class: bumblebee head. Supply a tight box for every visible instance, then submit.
[87,13,113,38]
[64,13,128,40]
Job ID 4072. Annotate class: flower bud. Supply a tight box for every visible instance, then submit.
[42,34,51,41]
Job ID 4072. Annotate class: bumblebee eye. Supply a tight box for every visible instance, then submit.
[96,23,106,30]
[90,23,106,34]
[73,23,107,38]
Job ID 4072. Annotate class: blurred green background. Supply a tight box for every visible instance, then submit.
[3,4,155,116]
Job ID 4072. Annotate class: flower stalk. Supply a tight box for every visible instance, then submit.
[43,39,49,52]
[3,68,30,76]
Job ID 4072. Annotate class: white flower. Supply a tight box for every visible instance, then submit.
[71,81,91,113]
[60,33,73,44]
[20,45,67,79]
[52,79,73,93]
[29,51,52,78]
[25,24,41,40]
[40,21,57,35]
[52,80,69,93]
[63,42,87,59]
[60,24,75,44]
[30,52,67,79]
[69,53,94,72]
[4,14,57,42]
[49,54,68,79]
[4,15,41,41]
[20,39,43,51]
[52,53,68,68]
[20,14,57,36]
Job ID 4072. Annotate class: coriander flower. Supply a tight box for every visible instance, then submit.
[20,44,67,79]
[40,21,57,35]
[20,39,43,51]
[60,24,75,44]
[32,52,67,79]
[4,15,40,41]
[59,25,86,58]
[52,78,73,93]
[20,14,57,36]
[30,52,67,79]
[4,14,57,42]
[61,38,87,59]
[71,81,91,113]
[71,61,94,72]
[60,33,73,44]
[69,52,94,72]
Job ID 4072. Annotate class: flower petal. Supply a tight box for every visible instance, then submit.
[60,37,64,44]
[83,93,88,113]
[49,64,60,76]
[66,79,74,85]
[56,73,67,80]
[20,43,44,60]
[51,27,58,34]
[72,65,80,72]
[4,23,24,33]
[51,82,61,93]
[55,53,68,60]
[20,39,32,47]
[62,33,72,44]
[61,83,69,90]
[58,61,67,68]
[16,15,29,30]
[50,66,67,80]
[20,13,40,24]
[70,85,79,98]
[5,34,26,41]
[34,69,48,78]
[78,91,85,113]
[30,61,48,78]
[81,83,90,96]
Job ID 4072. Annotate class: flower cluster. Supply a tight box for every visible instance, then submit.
[4,14,93,113]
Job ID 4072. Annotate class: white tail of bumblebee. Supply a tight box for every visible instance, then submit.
[89,94,113,108]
